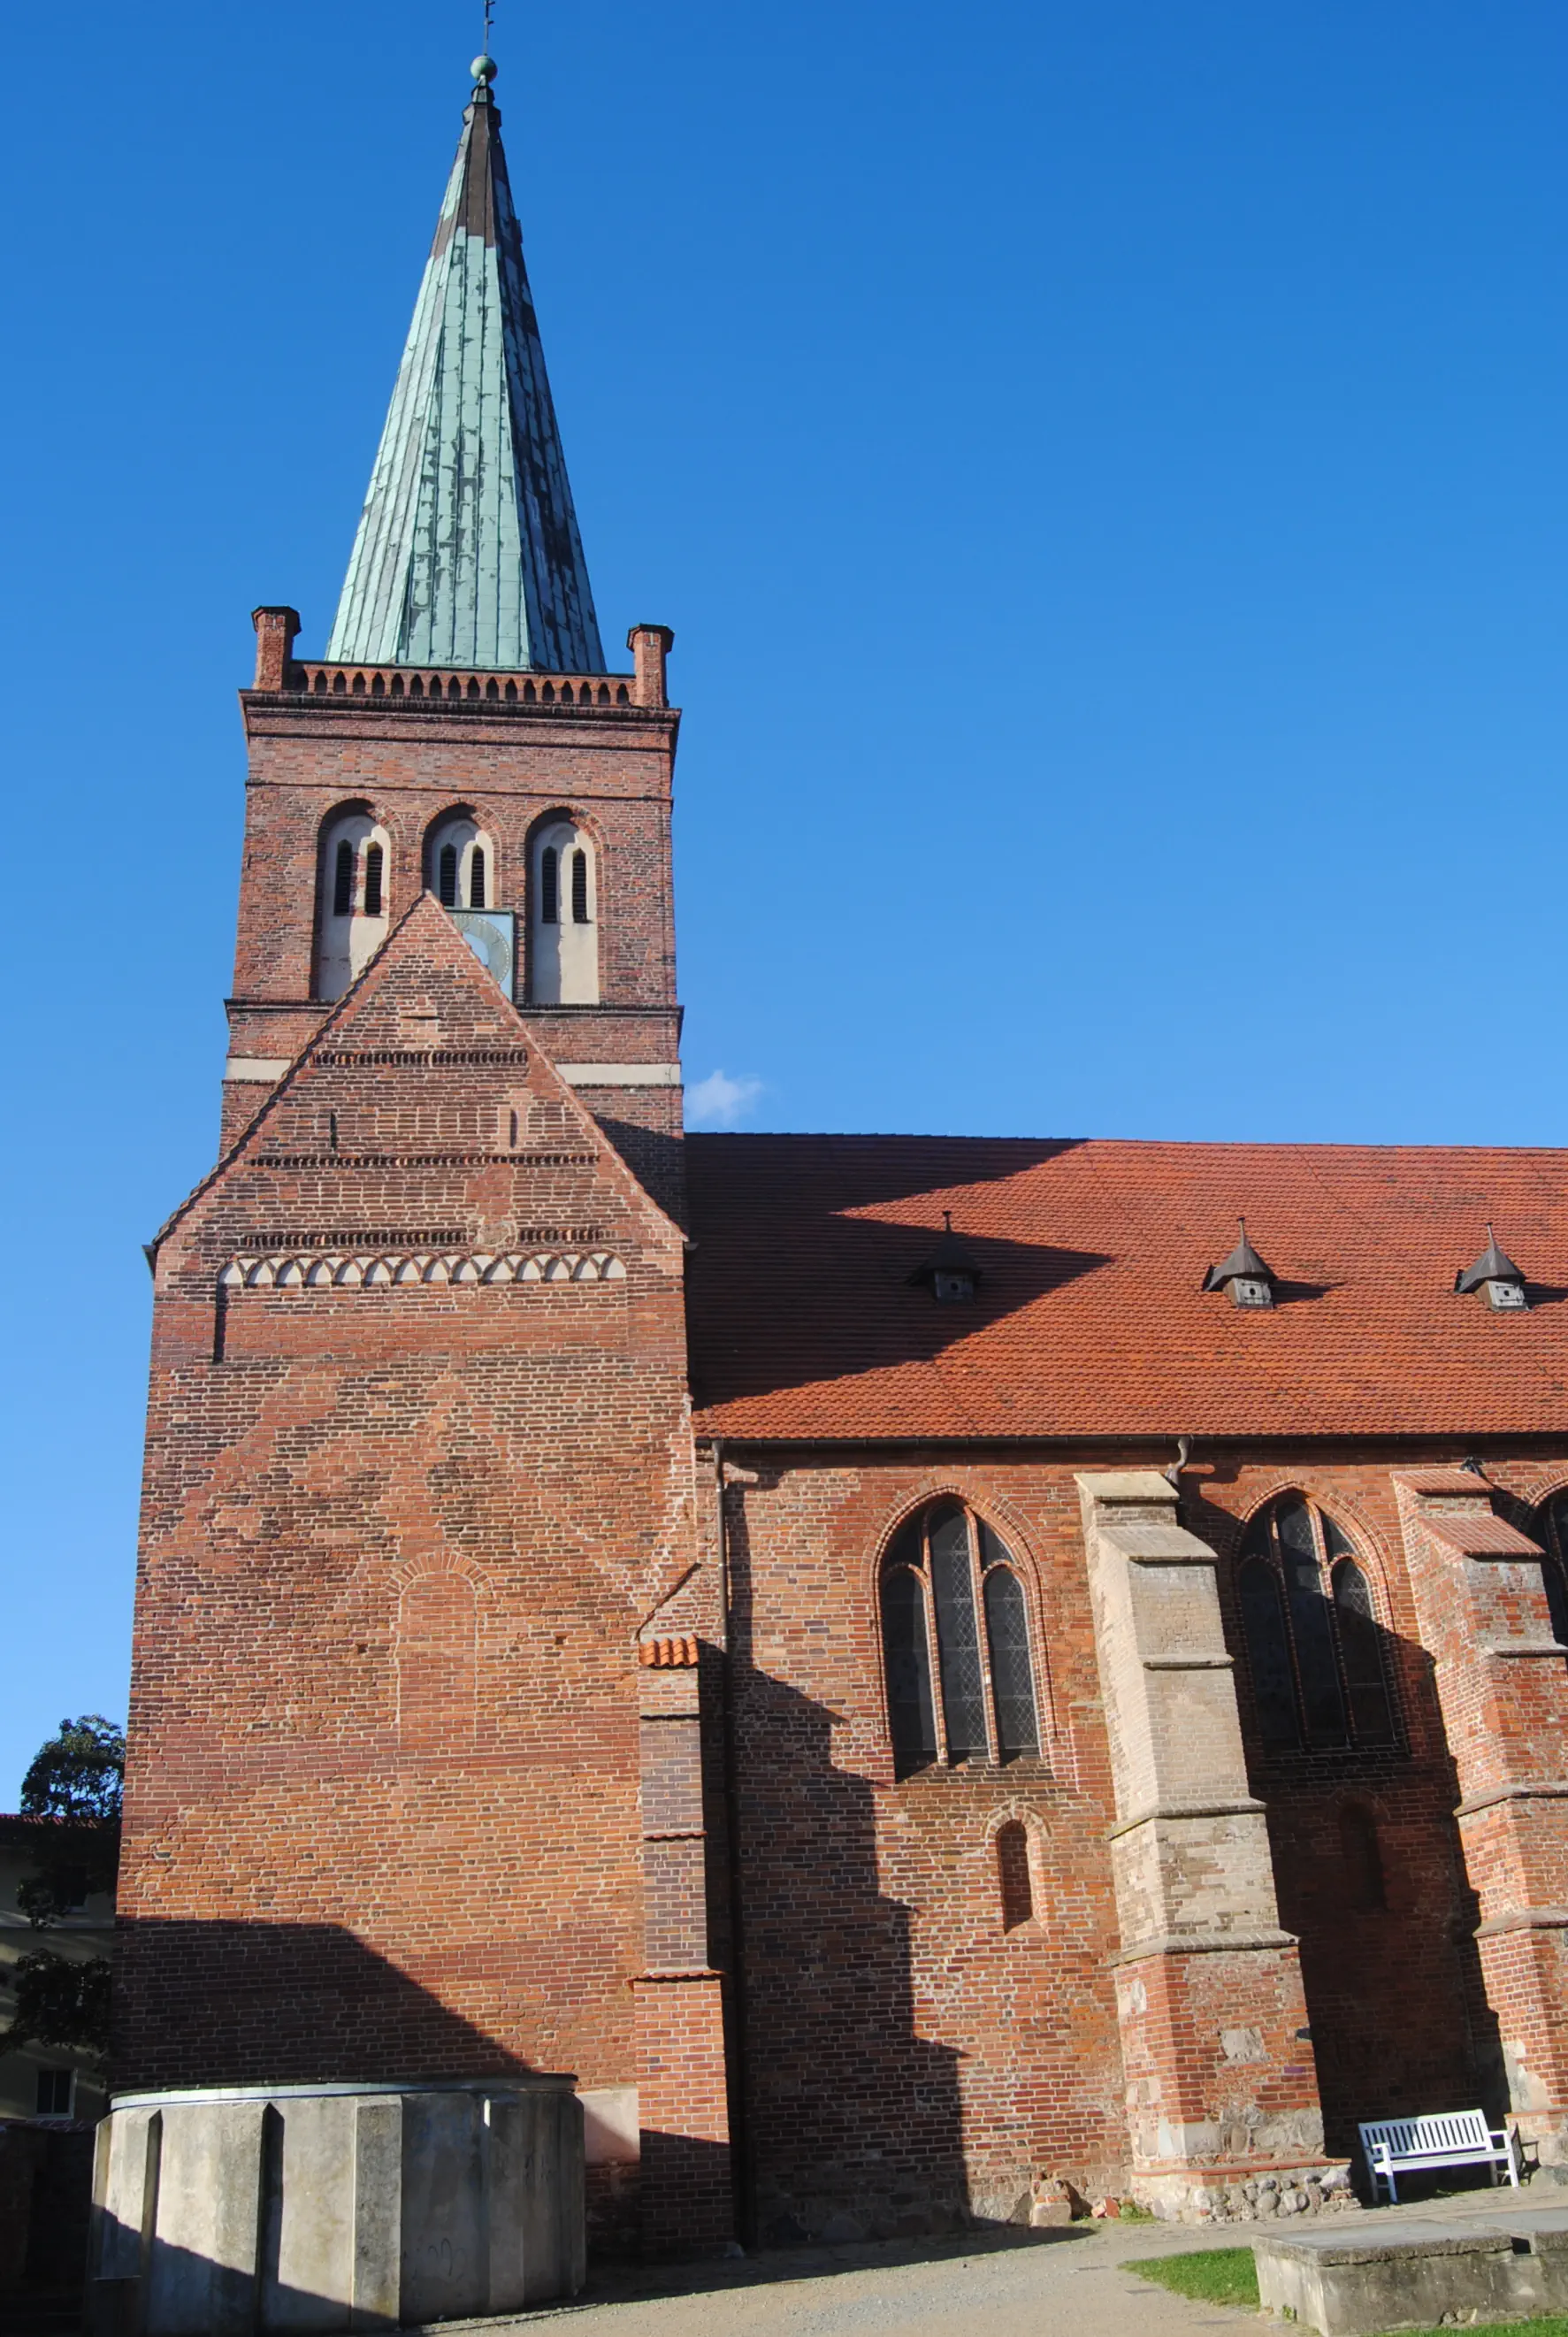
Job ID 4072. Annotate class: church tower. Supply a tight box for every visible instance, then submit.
[102,57,730,2323]
[226,52,682,1221]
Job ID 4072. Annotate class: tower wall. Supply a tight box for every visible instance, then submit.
[222,628,683,1211]
[117,906,729,2261]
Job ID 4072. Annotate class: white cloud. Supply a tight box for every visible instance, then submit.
[686,1069,764,1129]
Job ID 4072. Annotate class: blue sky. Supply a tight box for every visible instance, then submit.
[1,0,1564,1795]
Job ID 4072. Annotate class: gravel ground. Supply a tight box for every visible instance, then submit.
[422,2219,1268,2337]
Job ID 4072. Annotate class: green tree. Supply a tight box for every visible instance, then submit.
[6,1715,124,2061]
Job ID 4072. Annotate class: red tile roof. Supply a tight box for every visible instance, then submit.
[684,1134,1568,1442]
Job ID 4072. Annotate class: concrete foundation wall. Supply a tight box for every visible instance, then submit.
[88,2080,583,2334]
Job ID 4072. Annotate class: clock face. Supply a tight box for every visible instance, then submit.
[451,910,516,997]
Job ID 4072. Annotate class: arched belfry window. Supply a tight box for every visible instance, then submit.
[1235,1496,1396,1753]
[879,1502,1040,1777]
[1532,1493,1568,1651]
[530,816,598,1004]
[315,807,391,1002]
[426,812,493,913]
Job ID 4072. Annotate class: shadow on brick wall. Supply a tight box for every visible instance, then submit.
[724,1501,968,2248]
[112,1919,532,2089]
[1191,1481,1505,2163]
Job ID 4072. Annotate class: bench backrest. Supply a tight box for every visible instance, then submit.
[1358,2111,1492,2160]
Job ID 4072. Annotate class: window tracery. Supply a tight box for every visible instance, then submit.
[879,1502,1040,1777]
[1235,1495,1396,1752]
[1532,1492,1568,1650]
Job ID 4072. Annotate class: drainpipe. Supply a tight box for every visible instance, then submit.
[714,1438,754,2245]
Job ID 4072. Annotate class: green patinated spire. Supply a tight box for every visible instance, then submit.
[327,57,605,673]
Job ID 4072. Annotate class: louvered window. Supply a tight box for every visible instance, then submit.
[880,1503,1041,1776]
[1236,1497,1396,1752]
[540,847,560,923]
[333,839,355,916]
[363,844,383,917]
[438,843,459,908]
[571,847,589,923]
[469,847,486,909]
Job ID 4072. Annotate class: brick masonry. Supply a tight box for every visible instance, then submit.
[118,641,1568,2257]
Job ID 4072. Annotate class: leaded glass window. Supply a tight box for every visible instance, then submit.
[879,1503,1042,1775]
[1236,1497,1396,1753]
[1533,1494,1568,1651]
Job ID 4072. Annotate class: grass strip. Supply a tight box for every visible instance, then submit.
[1123,2252,1568,2336]
[1121,2249,1259,2308]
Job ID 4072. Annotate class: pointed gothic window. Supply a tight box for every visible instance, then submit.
[469,847,486,910]
[1235,1497,1396,1753]
[1532,1494,1568,1652]
[438,844,459,907]
[315,808,391,1002]
[879,1503,1041,1776]
[530,818,598,1004]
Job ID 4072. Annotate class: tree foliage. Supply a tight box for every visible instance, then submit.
[21,1715,125,1823]
[6,1951,112,2057]
[6,1715,125,2066]
[16,1715,124,1927]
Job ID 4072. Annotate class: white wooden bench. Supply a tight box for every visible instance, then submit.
[1358,2109,1521,2204]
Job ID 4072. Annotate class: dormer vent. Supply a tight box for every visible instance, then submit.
[910,1212,981,1304]
[1203,1219,1276,1309]
[1455,1224,1528,1312]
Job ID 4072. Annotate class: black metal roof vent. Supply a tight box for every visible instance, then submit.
[1202,1218,1277,1310]
[909,1211,982,1304]
[1455,1223,1529,1312]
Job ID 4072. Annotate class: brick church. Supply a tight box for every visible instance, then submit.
[111,47,1568,2294]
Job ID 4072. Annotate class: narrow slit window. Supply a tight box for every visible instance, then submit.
[1333,1561,1395,1744]
[438,843,459,908]
[570,847,590,923]
[363,843,383,917]
[1240,1557,1300,1749]
[997,1820,1034,1931]
[469,847,486,909]
[881,1567,937,1779]
[333,839,355,916]
[540,847,560,923]
[930,1508,985,1759]
[983,1563,1039,1758]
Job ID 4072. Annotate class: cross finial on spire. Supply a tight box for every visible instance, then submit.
[472,1,497,87]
